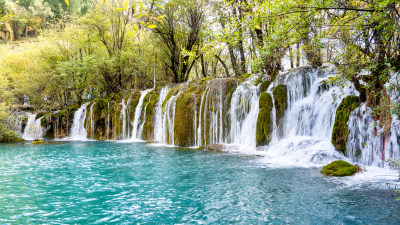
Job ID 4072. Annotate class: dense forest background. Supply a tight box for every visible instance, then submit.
[0,0,399,141]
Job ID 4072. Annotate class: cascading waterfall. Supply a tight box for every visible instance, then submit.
[154,86,171,142]
[263,66,358,165]
[57,65,398,168]
[161,89,183,145]
[195,85,209,147]
[229,80,260,149]
[209,86,224,144]
[138,101,150,139]
[70,103,90,140]
[131,89,152,141]
[190,78,259,149]
[345,76,400,167]
[120,99,128,140]
[271,68,345,140]
[22,113,44,140]
[16,116,23,135]
[55,116,59,139]
[346,105,386,167]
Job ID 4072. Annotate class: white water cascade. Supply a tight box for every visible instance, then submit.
[120,98,129,140]
[190,78,260,149]
[161,88,183,145]
[70,103,90,140]
[229,80,260,149]
[131,89,152,141]
[22,113,44,140]
[345,76,400,167]
[262,66,358,165]
[154,86,171,143]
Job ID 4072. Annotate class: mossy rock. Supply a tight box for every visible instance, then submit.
[253,75,263,86]
[174,89,196,146]
[240,73,251,80]
[273,84,288,126]
[321,160,359,176]
[35,112,46,120]
[162,86,181,110]
[204,144,225,152]
[142,91,159,140]
[0,135,24,143]
[256,92,273,146]
[32,140,43,144]
[198,78,237,145]
[85,99,110,140]
[331,95,360,154]
[259,81,271,93]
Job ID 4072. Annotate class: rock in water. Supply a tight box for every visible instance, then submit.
[321,160,359,176]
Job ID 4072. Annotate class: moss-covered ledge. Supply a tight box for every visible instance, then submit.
[256,92,273,146]
[331,95,360,154]
[272,84,288,130]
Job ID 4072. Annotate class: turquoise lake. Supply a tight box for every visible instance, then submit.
[0,141,399,224]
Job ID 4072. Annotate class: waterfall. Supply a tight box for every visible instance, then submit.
[131,89,152,141]
[154,86,171,143]
[70,103,90,140]
[138,101,150,139]
[345,76,400,167]
[120,99,128,140]
[262,66,358,165]
[161,89,183,145]
[16,116,23,135]
[22,113,44,140]
[346,105,386,167]
[196,85,209,147]
[228,80,259,149]
[209,86,224,144]
[55,116,59,139]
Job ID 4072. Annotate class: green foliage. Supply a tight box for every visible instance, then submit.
[0,103,21,142]
[321,160,359,177]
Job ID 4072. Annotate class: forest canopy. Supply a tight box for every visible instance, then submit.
[0,0,399,140]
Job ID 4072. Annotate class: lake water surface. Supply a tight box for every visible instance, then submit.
[0,141,399,224]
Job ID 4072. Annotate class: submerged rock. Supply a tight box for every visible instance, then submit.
[331,95,360,154]
[321,160,359,176]
[204,144,226,152]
